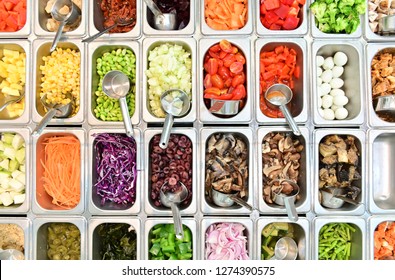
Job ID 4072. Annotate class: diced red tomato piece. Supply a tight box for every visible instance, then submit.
[4,1,15,11]
[231,84,246,100]
[17,9,26,27]
[260,3,267,15]
[294,65,301,79]
[260,16,271,29]
[280,0,294,5]
[0,20,5,30]
[5,14,17,30]
[264,0,280,11]
[282,15,300,30]
[296,0,306,5]
[274,3,290,19]
[265,11,279,25]
[288,6,300,17]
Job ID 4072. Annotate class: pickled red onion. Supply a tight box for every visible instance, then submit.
[205,222,249,260]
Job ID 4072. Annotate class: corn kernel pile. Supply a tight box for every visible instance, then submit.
[40,47,80,116]
[0,49,26,118]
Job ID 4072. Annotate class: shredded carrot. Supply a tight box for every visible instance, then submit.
[40,135,81,209]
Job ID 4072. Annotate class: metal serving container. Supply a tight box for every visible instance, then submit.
[32,39,85,125]
[142,0,195,36]
[255,0,308,37]
[87,41,141,126]
[144,128,197,216]
[34,0,87,37]
[0,128,30,214]
[367,129,395,214]
[199,38,252,124]
[364,4,395,42]
[32,216,87,260]
[313,129,366,216]
[142,37,197,123]
[310,0,363,39]
[256,217,310,260]
[145,218,197,260]
[88,0,141,40]
[368,216,395,260]
[199,0,253,35]
[32,128,86,215]
[311,40,365,126]
[0,217,31,260]
[201,217,253,260]
[256,38,308,125]
[0,41,31,124]
[88,128,142,215]
[0,0,32,38]
[200,127,254,215]
[313,216,366,260]
[257,127,311,215]
[366,43,395,127]
[88,217,141,260]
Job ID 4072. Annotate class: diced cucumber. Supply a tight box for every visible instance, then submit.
[15,147,25,164]
[1,133,14,145]
[11,170,22,178]
[0,192,13,206]
[9,178,24,192]
[15,173,25,185]
[4,147,16,161]
[13,193,25,204]
[11,133,24,150]
[274,222,289,231]
[9,160,19,172]
[0,159,9,170]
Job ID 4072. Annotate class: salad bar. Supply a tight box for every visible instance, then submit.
[0,0,394,261]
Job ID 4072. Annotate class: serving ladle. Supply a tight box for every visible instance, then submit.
[102,70,134,138]
[144,0,177,30]
[271,179,300,222]
[50,0,81,52]
[159,89,190,149]
[211,188,256,211]
[160,181,188,240]
[269,237,298,260]
[82,17,135,43]
[0,249,24,260]
[0,92,25,112]
[265,84,301,136]
[32,93,73,136]
[379,14,395,33]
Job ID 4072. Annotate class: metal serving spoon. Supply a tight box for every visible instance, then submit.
[0,92,25,112]
[82,17,135,43]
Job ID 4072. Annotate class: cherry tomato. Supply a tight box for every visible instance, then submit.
[223,53,236,67]
[231,46,239,54]
[204,58,219,75]
[231,73,245,87]
[204,87,221,96]
[219,50,227,59]
[229,61,244,74]
[209,50,219,59]
[203,73,212,89]
[235,53,246,64]
[224,77,233,88]
[219,40,233,53]
[211,74,224,89]
[209,43,221,53]
[217,66,231,80]
[231,84,246,100]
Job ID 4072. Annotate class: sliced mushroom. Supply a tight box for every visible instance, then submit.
[263,164,282,177]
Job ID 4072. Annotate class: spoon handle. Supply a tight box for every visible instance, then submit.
[284,196,298,222]
[279,104,301,136]
[119,97,134,138]
[0,95,23,112]
[50,21,66,52]
[159,113,174,149]
[32,108,58,136]
[82,23,118,43]
[144,0,163,17]
[228,194,256,212]
[170,202,184,240]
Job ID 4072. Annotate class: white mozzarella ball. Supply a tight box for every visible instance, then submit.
[333,95,349,106]
[318,96,322,108]
[321,70,333,83]
[335,107,349,120]
[317,77,323,85]
[323,108,335,120]
[316,55,325,67]
[321,94,333,109]
[330,78,344,89]
[332,66,344,78]
[330,88,345,97]
[318,108,324,117]
[317,67,323,77]
[319,83,331,96]
[323,57,334,70]
[334,52,348,66]
[331,104,341,111]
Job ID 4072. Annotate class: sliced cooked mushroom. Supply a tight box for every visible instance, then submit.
[263,164,282,177]
[319,143,337,157]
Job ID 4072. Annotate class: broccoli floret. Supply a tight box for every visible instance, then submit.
[338,0,355,6]
[310,1,327,20]
[345,11,360,33]
[354,1,366,14]
[334,16,349,33]
[318,22,332,33]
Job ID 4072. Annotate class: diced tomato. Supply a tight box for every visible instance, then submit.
[7,0,21,5]
[280,0,294,5]
[262,70,277,81]
[274,45,284,54]
[294,65,300,79]
[0,21,5,30]
[270,23,282,30]
[4,1,15,11]
[265,11,279,25]
[274,3,290,19]
[5,14,17,30]
[260,16,271,29]
[0,0,27,32]
[296,0,306,5]
[282,15,300,30]
[260,3,267,15]
[17,9,26,27]
[231,84,246,100]
[264,0,280,11]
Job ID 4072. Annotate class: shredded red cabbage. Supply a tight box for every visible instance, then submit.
[94,133,137,205]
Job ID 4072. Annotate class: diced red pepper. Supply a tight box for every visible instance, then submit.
[288,6,300,17]
[270,23,282,30]
[282,16,300,30]
[260,16,271,29]
[265,11,280,25]
[280,0,295,5]
[264,0,280,11]
[274,3,290,19]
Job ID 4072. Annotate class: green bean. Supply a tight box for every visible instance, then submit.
[318,222,354,260]
[94,48,136,122]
